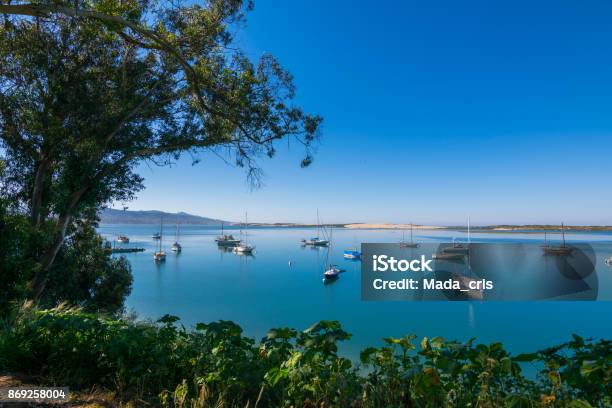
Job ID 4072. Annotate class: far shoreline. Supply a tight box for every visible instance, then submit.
[98,221,612,232]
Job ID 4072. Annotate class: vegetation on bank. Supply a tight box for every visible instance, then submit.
[1,306,609,407]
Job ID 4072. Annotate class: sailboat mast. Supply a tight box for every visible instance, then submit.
[245,212,248,245]
[159,217,163,251]
[562,222,565,247]
[468,216,471,244]
[410,222,413,243]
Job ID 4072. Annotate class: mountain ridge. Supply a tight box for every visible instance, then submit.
[99,208,232,225]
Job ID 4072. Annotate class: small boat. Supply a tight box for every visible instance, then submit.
[153,251,166,262]
[117,235,130,243]
[323,264,344,280]
[443,239,469,254]
[152,232,161,240]
[322,226,344,281]
[234,244,255,254]
[171,218,182,252]
[153,217,166,262]
[233,212,255,254]
[542,223,573,256]
[443,218,471,253]
[215,222,241,246]
[605,257,612,267]
[343,248,361,259]
[303,209,329,247]
[304,237,330,246]
[433,252,465,261]
[399,223,419,248]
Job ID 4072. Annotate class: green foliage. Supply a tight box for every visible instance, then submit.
[44,218,133,314]
[0,211,133,315]
[0,0,322,300]
[0,307,609,407]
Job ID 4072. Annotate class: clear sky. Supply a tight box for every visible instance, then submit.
[124,0,612,225]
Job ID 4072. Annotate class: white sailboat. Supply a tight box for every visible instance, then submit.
[303,209,329,246]
[153,217,166,262]
[323,226,344,281]
[171,218,182,252]
[234,212,255,254]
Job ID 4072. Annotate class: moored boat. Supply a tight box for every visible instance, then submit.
[215,222,241,246]
[171,218,182,252]
[153,217,166,262]
[303,210,329,247]
[304,237,330,246]
[233,212,255,254]
[117,235,130,243]
[323,264,344,280]
[399,223,419,248]
[542,223,573,256]
[343,248,361,259]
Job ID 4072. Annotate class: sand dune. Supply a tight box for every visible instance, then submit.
[343,223,444,230]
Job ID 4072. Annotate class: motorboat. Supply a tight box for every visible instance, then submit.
[343,248,361,259]
[215,222,241,246]
[117,235,130,243]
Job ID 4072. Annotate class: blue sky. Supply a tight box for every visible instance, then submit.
[125,0,612,225]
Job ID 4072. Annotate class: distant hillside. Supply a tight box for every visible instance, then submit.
[99,209,231,225]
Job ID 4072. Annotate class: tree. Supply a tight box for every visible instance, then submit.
[0,0,322,300]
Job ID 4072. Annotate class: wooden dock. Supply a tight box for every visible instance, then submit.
[110,247,146,253]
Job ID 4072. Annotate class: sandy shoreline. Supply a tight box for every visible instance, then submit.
[343,223,444,230]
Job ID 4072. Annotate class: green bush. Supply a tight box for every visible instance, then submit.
[0,306,609,407]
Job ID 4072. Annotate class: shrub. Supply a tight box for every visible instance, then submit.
[0,306,609,407]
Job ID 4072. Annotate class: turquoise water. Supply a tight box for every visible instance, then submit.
[98,224,612,357]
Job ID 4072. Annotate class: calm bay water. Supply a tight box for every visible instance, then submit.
[98,224,612,357]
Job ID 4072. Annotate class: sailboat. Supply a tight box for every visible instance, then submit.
[233,212,255,254]
[153,217,166,262]
[323,226,344,281]
[399,223,419,248]
[171,218,182,252]
[215,222,241,247]
[303,209,329,246]
[442,217,471,254]
[543,223,573,255]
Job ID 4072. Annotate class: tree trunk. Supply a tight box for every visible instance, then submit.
[30,155,50,226]
[30,184,90,300]
[30,212,72,299]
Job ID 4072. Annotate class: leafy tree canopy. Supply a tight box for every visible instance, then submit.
[0,0,322,299]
